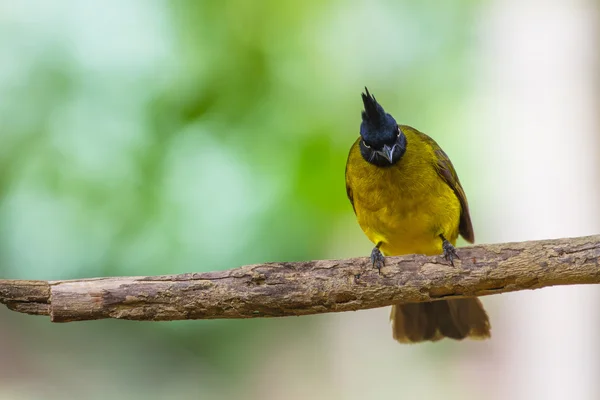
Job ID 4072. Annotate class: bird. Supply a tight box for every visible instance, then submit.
[344,88,491,343]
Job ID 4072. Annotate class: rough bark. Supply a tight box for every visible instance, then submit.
[0,235,599,323]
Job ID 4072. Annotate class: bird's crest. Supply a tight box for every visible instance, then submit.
[361,87,386,126]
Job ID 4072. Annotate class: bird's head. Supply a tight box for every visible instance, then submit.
[359,88,406,166]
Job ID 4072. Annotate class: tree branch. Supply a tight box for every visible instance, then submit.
[1,235,599,323]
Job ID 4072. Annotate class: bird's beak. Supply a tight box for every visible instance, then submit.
[380,144,395,163]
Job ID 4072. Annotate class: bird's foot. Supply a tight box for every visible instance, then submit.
[371,246,385,274]
[441,236,459,266]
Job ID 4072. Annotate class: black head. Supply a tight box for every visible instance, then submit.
[359,87,406,167]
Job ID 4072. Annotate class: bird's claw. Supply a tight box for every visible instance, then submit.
[442,239,459,266]
[371,246,385,274]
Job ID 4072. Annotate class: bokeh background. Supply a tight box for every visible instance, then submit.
[1,1,599,399]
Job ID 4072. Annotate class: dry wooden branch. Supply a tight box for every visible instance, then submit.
[1,235,599,323]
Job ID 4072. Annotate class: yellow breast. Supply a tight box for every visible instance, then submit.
[345,128,461,257]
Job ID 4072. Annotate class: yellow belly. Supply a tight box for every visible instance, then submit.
[354,190,460,256]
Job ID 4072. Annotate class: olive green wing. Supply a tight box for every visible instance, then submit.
[345,183,356,215]
[345,139,359,215]
[414,130,475,243]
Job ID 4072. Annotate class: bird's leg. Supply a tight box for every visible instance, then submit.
[371,242,385,274]
[440,234,459,266]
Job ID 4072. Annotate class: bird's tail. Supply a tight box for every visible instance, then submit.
[390,298,491,343]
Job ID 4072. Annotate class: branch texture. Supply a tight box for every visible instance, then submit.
[1,235,599,323]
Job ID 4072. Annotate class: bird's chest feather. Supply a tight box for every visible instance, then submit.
[350,155,461,256]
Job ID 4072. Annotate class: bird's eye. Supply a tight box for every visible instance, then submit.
[397,128,401,137]
[362,140,371,149]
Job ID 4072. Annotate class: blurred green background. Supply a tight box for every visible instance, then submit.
[1,1,599,399]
